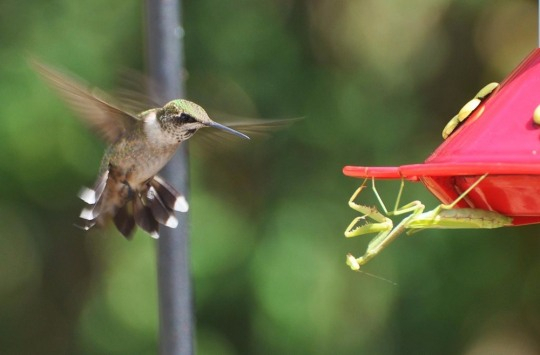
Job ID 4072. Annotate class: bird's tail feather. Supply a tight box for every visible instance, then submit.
[150,175,189,213]
[77,173,188,239]
[113,204,135,239]
[133,194,160,239]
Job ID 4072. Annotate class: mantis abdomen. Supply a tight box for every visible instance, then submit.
[409,208,513,230]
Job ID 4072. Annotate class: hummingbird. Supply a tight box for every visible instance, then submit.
[32,60,256,239]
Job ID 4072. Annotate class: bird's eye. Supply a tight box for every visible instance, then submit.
[177,113,197,124]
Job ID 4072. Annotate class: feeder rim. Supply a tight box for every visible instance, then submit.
[343,163,540,180]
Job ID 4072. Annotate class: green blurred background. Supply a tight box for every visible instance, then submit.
[2,0,540,354]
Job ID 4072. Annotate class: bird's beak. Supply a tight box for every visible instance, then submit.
[208,121,250,140]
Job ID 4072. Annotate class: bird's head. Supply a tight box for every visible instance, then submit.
[157,99,249,142]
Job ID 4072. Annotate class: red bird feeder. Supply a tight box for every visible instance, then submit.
[345,48,540,225]
[343,49,540,271]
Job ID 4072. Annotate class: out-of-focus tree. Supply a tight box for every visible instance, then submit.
[1,0,540,354]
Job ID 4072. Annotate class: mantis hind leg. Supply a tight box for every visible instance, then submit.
[438,173,488,211]
[406,173,494,235]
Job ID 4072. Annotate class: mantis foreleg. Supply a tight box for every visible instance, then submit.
[345,178,426,270]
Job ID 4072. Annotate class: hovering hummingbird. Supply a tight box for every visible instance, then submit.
[32,60,272,239]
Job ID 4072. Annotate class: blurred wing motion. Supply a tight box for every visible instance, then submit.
[113,72,301,141]
[30,59,138,143]
[224,117,302,136]
[196,116,301,144]
[112,69,301,141]
[33,59,298,144]
[112,68,161,114]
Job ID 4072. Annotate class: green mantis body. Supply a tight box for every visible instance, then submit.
[344,174,513,271]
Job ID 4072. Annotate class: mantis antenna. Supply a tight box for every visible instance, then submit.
[358,270,398,286]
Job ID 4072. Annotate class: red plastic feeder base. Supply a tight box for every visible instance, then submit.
[344,49,540,226]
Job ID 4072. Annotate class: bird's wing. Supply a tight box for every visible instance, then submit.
[31,59,139,143]
[196,117,301,143]
[112,68,162,114]
[224,117,302,136]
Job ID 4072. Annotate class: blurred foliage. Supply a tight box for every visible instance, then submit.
[2,0,540,354]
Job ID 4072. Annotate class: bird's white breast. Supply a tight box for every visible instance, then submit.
[143,110,181,145]
[143,111,163,143]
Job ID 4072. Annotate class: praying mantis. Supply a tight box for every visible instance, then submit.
[344,174,513,271]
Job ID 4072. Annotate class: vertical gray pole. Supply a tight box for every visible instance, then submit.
[145,1,194,354]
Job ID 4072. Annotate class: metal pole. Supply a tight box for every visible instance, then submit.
[145,1,194,354]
